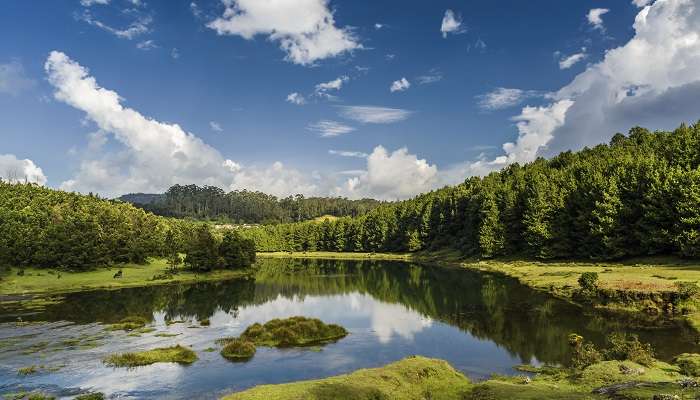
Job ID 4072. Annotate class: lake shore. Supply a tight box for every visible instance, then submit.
[0,258,250,298]
[258,251,700,331]
[223,354,697,400]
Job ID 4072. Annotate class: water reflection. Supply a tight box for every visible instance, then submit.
[1,258,698,399]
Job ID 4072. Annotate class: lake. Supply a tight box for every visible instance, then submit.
[1,258,698,399]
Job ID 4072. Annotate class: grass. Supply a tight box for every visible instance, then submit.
[74,394,104,400]
[103,344,198,367]
[0,258,250,297]
[258,251,413,261]
[220,339,256,361]
[222,356,472,400]
[224,353,699,400]
[229,316,348,348]
[106,316,148,331]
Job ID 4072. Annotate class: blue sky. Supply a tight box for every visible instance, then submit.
[1,0,698,199]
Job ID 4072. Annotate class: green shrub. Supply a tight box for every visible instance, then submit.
[673,353,700,376]
[603,333,655,367]
[578,272,599,293]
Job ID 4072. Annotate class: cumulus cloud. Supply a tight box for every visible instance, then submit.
[307,120,355,137]
[286,92,306,105]
[390,77,411,93]
[470,0,700,175]
[0,154,47,185]
[0,60,35,95]
[633,0,654,6]
[339,146,438,200]
[558,50,587,69]
[328,149,368,158]
[587,8,610,31]
[441,9,465,38]
[207,0,361,65]
[477,87,543,111]
[78,10,151,39]
[337,105,412,124]
[315,75,349,98]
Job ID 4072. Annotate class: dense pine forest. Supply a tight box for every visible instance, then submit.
[0,183,254,270]
[239,124,700,260]
[119,185,383,223]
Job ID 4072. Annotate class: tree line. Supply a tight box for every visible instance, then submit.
[119,185,383,224]
[238,123,700,260]
[0,183,254,271]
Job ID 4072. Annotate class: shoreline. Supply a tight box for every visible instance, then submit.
[258,251,700,331]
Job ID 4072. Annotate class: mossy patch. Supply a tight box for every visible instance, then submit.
[673,353,700,377]
[222,355,472,400]
[106,316,149,331]
[236,316,348,347]
[103,344,197,367]
[221,339,256,361]
[74,394,105,400]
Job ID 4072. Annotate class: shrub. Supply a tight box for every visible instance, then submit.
[603,333,655,367]
[673,353,700,376]
[578,272,599,293]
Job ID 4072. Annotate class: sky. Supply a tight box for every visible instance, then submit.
[1,0,700,200]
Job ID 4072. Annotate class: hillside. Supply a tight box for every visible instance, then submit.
[118,185,384,224]
[240,123,700,261]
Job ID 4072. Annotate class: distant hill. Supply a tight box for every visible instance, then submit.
[118,193,164,205]
[117,185,384,224]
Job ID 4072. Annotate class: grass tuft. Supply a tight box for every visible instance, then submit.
[103,344,198,367]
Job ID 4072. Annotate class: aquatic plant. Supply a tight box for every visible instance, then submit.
[103,345,197,367]
[106,316,148,331]
[238,316,348,347]
[220,339,256,361]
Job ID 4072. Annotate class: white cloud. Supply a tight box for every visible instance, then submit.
[315,75,349,97]
[190,2,202,18]
[136,39,157,50]
[210,121,223,132]
[339,146,438,201]
[337,105,412,124]
[441,9,465,38]
[633,0,654,6]
[0,154,47,185]
[374,23,384,30]
[477,87,543,111]
[307,120,355,137]
[286,92,306,105]
[470,0,700,175]
[328,149,368,158]
[207,0,361,66]
[587,8,610,31]
[390,77,411,93]
[78,10,151,39]
[558,51,587,69]
[80,0,110,6]
[416,70,443,85]
[171,48,180,59]
[228,161,320,197]
[0,60,35,95]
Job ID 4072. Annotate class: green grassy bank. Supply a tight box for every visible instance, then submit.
[222,355,698,400]
[0,258,249,297]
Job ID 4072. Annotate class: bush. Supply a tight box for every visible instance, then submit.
[603,333,655,367]
[578,272,599,293]
[673,353,700,376]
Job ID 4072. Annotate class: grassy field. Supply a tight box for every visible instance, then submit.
[258,251,413,261]
[223,355,696,400]
[0,258,249,297]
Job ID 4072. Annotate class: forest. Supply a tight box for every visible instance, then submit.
[0,183,254,271]
[238,123,700,260]
[119,185,383,223]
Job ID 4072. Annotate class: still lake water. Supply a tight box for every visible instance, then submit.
[1,258,698,399]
